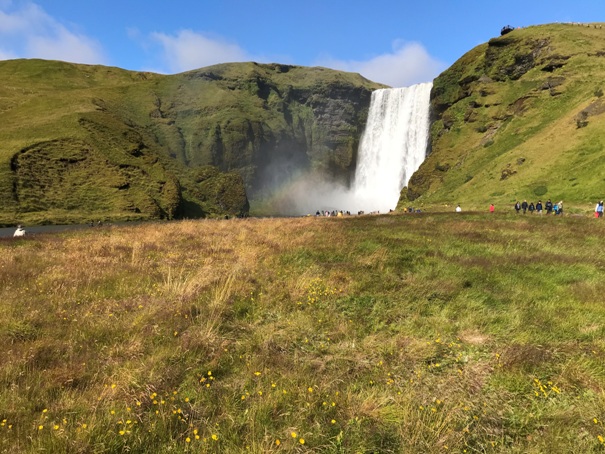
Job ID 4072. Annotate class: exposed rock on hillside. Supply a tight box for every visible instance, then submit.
[155,63,382,195]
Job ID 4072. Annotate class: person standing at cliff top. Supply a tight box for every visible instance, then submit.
[13,225,25,237]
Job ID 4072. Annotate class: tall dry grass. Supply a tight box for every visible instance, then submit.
[2,212,605,453]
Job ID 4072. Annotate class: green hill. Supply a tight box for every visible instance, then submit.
[0,60,382,225]
[402,23,605,213]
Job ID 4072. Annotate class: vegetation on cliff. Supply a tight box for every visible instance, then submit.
[403,23,605,212]
[0,60,382,225]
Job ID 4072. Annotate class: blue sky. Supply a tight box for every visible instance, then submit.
[0,0,604,87]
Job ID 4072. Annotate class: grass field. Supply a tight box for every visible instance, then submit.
[1,212,605,453]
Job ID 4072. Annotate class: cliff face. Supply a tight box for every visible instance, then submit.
[151,63,382,196]
[0,60,383,225]
[402,23,605,210]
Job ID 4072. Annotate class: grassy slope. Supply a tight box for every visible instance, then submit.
[405,23,605,213]
[2,213,605,453]
[0,60,180,225]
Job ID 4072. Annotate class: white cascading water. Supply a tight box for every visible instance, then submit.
[352,82,432,213]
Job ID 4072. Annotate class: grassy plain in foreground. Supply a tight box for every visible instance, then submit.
[1,212,605,453]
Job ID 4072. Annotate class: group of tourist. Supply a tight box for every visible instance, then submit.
[453,199,605,217]
[514,199,563,215]
[315,209,387,217]
[316,210,351,217]
[454,199,567,215]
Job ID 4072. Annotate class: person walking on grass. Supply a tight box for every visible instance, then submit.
[557,200,564,216]
[13,225,25,237]
[514,201,521,213]
[596,201,603,218]
[489,204,495,213]
[536,200,543,214]
[528,202,535,214]
[521,200,528,214]
[456,204,462,212]
[545,199,553,214]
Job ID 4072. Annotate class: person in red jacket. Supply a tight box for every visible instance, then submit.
[489,204,495,213]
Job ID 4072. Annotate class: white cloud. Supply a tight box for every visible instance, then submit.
[316,41,446,87]
[150,29,253,73]
[0,1,106,64]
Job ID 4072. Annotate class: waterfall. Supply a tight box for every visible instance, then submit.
[260,82,432,216]
[352,83,432,213]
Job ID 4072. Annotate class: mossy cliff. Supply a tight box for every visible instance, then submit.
[401,23,605,211]
[0,60,383,225]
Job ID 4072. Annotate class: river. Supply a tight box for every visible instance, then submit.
[0,223,104,239]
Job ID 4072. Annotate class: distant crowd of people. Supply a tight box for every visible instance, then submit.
[315,209,387,217]
[514,199,563,215]
[453,199,605,217]
[316,210,350,217]
[455,199,565,215]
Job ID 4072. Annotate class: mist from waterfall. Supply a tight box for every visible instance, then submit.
[255,82,432,215]
[351,83,432,213]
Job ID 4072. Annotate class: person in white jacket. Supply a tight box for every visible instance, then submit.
[13,225,25,237]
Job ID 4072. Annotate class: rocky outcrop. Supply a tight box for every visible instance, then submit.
[152,63,383,197]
